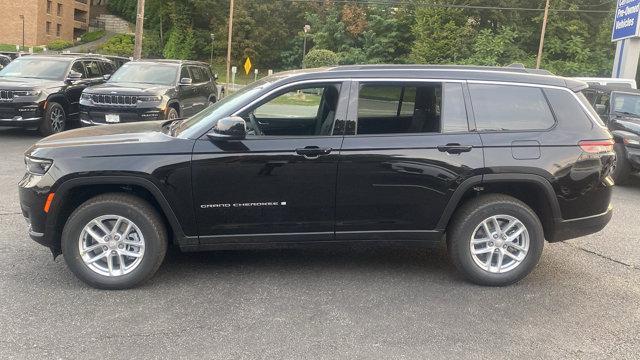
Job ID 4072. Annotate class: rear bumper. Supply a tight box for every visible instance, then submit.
[548,205,613,242]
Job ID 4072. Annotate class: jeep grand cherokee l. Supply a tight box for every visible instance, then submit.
[0,54,116,135]
[19,65,614,289]
[79,60,219,125]
[583,83,640,183]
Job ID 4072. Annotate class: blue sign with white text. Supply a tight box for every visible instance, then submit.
[612,0,640,41]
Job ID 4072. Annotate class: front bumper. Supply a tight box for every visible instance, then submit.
[0,102,44,127]
[18,172,55,249]
[548,205,613,242]
[80,104,165,125]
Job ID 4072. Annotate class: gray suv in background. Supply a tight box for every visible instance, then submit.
[80,60,220,125]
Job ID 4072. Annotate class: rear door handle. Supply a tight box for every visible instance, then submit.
[295,146,333,159]
[437,143,473,154]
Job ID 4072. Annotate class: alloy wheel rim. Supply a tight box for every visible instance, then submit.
[50,107,65,133]
[469,215,529,274]
[78,215,145,277]
[168,110,178,120]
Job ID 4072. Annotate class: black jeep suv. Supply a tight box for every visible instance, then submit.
[80,60,219,125]
[0,54,116,135]
[583,84,640,183]
[19,65,614,289]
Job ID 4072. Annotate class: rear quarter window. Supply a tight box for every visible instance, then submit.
[544,88,601,129]
[469,84,555,131]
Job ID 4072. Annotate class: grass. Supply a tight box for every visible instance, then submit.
[0,44,44,53]
[80,30,107,44]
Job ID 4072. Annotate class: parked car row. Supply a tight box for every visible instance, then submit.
[0,54,221,136]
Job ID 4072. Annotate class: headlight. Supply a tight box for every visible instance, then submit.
[137,95,162,102]
[81,93,92,101]
[14,90,41,97]
[25,156,53,175]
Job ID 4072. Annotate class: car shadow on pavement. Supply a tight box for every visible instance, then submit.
[0,127,42,139]
[153,243,460,284]
[618,174,640,189]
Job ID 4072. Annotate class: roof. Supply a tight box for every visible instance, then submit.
[267,65,588,92]
[19,54,112,61]
[130,59,209,66]
[588,83,640,94]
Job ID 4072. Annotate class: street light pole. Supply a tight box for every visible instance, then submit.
[210,33,215,66]
[133,0,146,60]
[19,15,25,50]
[302,24,310,68]
[536,0,551,69]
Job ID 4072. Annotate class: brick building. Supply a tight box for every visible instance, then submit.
[0,0,90,47]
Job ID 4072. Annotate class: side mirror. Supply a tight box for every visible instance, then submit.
[179,77,193,86]
[207,116,247,141]
[66,71,83,82]
[103,74,111,81]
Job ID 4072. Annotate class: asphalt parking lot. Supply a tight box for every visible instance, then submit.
[0,128,639,359]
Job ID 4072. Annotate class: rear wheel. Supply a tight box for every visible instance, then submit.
[447,194,544,286]
[612,142,631,185]
[38,102,66,136]
[61,193,168,289]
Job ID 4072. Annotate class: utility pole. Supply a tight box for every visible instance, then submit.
[133,0,146,60]
[210,34,215,66]
[536,0,550,69]
[226,0,235,86]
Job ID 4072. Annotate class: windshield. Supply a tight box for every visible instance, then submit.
[612,93,640,118]
[109,63,179,85]
[174,79,272,138]
[0,58,70,80]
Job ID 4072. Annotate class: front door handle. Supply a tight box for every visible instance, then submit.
[295,146,333,159]
[437,143,473,154]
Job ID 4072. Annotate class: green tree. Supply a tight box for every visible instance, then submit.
[303,49,339,68]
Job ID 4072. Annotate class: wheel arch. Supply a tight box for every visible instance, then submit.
[438,174,561,241]
[45,176,186,255]
[167,100,181,116]
[45,93,71,114]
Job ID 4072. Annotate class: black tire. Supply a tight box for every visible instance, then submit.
[447,194,544,286]
[612,142,631,185]
[167,107,179,120]
[61,193,168,289]
[38,102,66,136]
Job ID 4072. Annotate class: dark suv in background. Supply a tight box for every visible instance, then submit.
[0,54,11,69]
[584,83,640,183]
[19,65,614,289]
[79,60,220,125]
[0,54,116,135]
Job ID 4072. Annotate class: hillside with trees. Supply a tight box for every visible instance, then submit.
[106,0,617,76]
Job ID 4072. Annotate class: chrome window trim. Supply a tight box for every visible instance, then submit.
[231,77,604,130]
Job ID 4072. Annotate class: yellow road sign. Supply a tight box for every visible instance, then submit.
[244,57,252,75]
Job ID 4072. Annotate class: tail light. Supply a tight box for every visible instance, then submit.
[578,139,614,153]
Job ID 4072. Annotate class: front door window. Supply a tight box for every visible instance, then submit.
[243,84,342,136]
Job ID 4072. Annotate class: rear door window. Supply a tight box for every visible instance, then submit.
[468,84,555,131]
[190,66,208,83]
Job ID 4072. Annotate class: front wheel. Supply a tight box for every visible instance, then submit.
[38,102,66,136]
[447,194,544,286]
[166,107,179,120]
[61,193,168,289]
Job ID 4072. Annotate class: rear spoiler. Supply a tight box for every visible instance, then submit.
[565,78,589,92]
